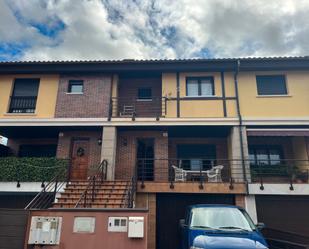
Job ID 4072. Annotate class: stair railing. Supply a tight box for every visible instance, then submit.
[25,166,68,210]
[126,160,138,208]
[74,160,108,208]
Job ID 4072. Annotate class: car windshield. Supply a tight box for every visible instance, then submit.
[190,207,255,231]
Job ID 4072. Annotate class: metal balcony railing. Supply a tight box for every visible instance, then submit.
[109,97,167,119]
[9,96,37,113]
[133,158,309,189]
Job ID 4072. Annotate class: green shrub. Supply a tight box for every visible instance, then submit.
[0,157,68,182]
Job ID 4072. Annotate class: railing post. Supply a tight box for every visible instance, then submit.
[108,97,113,121]
[141,159,145,189]
[169,160,174,189]
[199,160,203,189]
[258,161,264,191]
[53,176,58,203]
[66,159,71,184]
[92,176,95,202]
[289,163,294,191]
[16,163,20,188]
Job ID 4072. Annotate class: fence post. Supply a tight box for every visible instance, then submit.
[258,161,264,190]
[141,159,145,189]
[199,161,203,189]
[289,163,294,191]
[169,160,174,189]
[16,163,20,188]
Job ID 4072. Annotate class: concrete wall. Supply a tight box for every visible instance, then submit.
[25,210,148,249]
[0,74,59,118]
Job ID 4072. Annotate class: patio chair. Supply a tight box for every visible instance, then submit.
[206,165,224,182]
[172,165,188,182]
[120,105,135,116]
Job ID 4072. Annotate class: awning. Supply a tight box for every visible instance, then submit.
[247,129,309,137]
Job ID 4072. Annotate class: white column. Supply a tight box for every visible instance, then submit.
[101,126,117,180]
[245,195,258,224]
[228,126,250,182]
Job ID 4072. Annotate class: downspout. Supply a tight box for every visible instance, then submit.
[233,59,248,193]
[176,72,180,118]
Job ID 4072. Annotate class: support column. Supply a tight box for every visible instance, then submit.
[101,126,117,180]
[228,126,250,182]
[245,195,258,224]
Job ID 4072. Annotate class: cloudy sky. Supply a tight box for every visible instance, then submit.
[1,0,309,61]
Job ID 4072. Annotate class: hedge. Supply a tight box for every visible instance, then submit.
[0,157,69,182]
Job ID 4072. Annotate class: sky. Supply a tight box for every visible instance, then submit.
[1,0,309,61]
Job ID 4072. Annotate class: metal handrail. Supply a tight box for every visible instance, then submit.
[25,167,68,210]
[74,160,108,208]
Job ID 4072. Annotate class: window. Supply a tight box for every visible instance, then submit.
[137,87,152,100]
[68,80,84,93]
[186,77,214,97]
[256,75,287,95]
[9,78,40,113]
[249,146,283,166]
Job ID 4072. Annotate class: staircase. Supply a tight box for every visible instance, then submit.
[52,180,132,208]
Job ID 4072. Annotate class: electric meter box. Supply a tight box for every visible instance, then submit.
[28,216,62,245]
[128,216,144,238]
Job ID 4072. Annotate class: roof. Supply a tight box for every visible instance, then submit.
[1,56,309,74]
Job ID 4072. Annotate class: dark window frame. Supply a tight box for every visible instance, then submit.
[256,75,288,95]
[68,80,84,93]
[9,78,40,113]
[137,87,152,100]
[249,145,284,166]
[185,76,215,97]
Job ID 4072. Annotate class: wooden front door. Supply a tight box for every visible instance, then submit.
[70,139,90,180]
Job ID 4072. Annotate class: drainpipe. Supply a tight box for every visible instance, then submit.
[233,59,248,192]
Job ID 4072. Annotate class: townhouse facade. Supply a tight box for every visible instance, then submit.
[0,57,309,249]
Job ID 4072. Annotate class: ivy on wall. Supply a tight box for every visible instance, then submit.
[0,157,69,182]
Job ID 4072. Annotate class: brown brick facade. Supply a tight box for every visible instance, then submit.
[115,130,168,181]
[56,130,102,174]
[55,75,112,118]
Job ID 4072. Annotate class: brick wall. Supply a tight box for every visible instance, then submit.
[56,130,102,174]
[55,75,112,118]
[115,130,168,181]
[117,77,162,117]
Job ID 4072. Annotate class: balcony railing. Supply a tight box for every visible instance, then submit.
[134,158,309,188]
[109,97,167,119]
[9,96,37,113]
[0,157,70,187]
[136,158,244,189]
[250,159,309,185]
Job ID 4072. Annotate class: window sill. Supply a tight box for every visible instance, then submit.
[136,99,153,102]
[183,95,217,99]
[256,95,291,98]
[4,113,37,116]
[65,92,84,95]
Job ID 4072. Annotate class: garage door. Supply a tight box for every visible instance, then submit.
[156,193,235,249]
[256,195,309,236]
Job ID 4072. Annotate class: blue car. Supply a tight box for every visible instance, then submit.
[179,204,269,249]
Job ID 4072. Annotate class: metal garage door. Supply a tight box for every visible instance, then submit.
[0,209,29,249]
[156,193,235,249]
[256,195,309,236]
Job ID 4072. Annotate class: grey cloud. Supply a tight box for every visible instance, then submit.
[1,0,309,61]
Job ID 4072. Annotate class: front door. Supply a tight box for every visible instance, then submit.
[137,138,154,181]
[70,138,90,180]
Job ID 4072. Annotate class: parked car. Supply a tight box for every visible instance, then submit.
[179,204,268,249]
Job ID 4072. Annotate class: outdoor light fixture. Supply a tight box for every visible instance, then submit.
[97,138,102,146]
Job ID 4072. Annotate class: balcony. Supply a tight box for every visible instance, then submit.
[250,159,309,184]
[135,158,246,193]
[109,97,167,119]
[8,96,37,113]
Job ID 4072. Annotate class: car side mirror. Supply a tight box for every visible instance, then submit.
[256,222,265,230]
[179,219,187,228]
